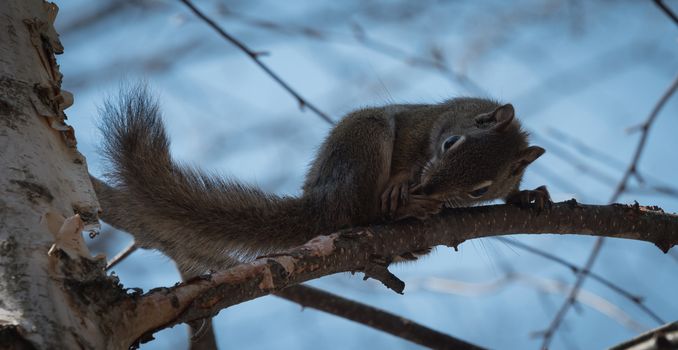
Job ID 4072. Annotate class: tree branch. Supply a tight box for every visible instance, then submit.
[95,178,480,349]
[277,285,486,350]
[106,245,481,350]
[105,241,137,270]
[540,71,678,348]
[653,0,678,28]
[121,200,678,345]
[546,128,678,198]
[612,72,678,200]
[494,237,665,325]
[539,236,604,350]
[179,0,334,124]
[609,321,678,350]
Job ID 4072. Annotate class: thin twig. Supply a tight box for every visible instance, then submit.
[547,128,628,170]
[653,0,678,27]
[179,0,334,125]
[533,130,678,198]
[609,321,678,350]
[531,133,619,188]
[61,0,138,36]
[105,241,138,270]
[220,8,487,95]
[421,274,646,332]
[547,128,678,197]
[540,237,604,350]
[494,237,665,325]
[611,73,678,201]
[540,72,678,348]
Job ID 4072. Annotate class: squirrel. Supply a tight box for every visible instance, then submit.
[92,87,549,274]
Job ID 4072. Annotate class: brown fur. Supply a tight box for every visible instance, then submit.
[96,87,544,274]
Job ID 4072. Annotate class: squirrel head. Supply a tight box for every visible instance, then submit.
[417,103,544,207]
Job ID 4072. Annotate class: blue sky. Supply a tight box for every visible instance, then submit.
[54,1,678,349]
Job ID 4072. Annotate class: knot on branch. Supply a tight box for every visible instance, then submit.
[363,255,405,294]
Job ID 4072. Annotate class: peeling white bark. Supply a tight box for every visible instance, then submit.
[0,1,108,348]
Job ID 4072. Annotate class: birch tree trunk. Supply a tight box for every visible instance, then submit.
[0,1,117,348]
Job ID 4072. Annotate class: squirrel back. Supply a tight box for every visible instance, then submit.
[96,87,544,273]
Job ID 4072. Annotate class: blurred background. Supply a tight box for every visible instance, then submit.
[53,0,678,349]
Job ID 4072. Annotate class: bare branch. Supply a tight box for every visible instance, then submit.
[277,285,485,350]
[66,39,206,90]
[94,178,481,348]
[541,71,678,347]
[121,201,678,345]
[609,321,678,350]
[105,242,138,270]
[546,128,678,198]
[531,133,618,190]
[420,274,647,332]
[547,128,628,170]
[60,0,168,36]
[221,7,486,95]
[493,237,665,325]
[179,0,334,125]
[103,240,487,349]
[653,0,678,28]
[611,72,678,201]
[539,236,604,350]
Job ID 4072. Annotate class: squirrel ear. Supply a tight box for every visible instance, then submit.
[475,104,516,130]
[510,146,545,175]
[491,104,515,132]
[522,146,545,162]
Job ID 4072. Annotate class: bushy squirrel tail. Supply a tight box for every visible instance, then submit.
[96,86,318,273]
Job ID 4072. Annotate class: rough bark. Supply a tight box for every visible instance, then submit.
[609,321,678,350]
[0,1,116,348]
[121,201,677,346]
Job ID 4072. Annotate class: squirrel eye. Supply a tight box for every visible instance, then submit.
[468,181,493,199]
[441,135,461,152]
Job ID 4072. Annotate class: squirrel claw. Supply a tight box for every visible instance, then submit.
[506,185,552,213]
[381,179,410,218]
[393,195,443,221]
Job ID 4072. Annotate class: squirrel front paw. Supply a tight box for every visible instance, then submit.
[506,185,552,212]
[393,195,443,221]
[381,177,411,218]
